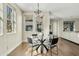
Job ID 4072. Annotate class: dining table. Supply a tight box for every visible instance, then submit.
[32,33,50,55]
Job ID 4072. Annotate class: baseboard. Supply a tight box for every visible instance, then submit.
[22,39,28,42]
[61,37,79,45]
[6,41,22,56]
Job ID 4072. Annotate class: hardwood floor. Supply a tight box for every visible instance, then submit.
[8,38,79,56]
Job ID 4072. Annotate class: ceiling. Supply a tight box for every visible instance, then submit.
[17,3,79,18]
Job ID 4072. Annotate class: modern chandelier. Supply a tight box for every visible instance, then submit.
[34,3,43,19]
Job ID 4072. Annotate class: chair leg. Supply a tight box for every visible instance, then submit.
[31,47,33,56]
[50,48,52,56]
[36,50,38,55]
[56,45,58,56]
[50,45,58,56]
[46,51,47,56]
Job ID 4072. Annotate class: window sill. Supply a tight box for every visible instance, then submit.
[6,31,16,35]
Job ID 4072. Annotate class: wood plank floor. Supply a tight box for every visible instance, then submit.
[8,38,79,56]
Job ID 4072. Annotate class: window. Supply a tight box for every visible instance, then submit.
[63,21,74,32]
[6,4,16,33]
[0,4,3,35]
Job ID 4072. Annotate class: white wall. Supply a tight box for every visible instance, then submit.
[74,19,79,32]
[58,18,79,44]
[0,3,22,55]
[22,13,34,42]
[22,12,50,42]
[52,20,58,36]
[42,12,50,37]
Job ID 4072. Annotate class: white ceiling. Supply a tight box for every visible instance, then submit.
[17,3,79,18]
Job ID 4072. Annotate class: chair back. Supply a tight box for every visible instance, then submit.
[32,34,37,38]
[51,38,58,45]
[27,37,33,44]
[37,33,44,40]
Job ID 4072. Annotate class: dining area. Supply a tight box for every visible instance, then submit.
[27,32,59,56]
[1,3,79,56]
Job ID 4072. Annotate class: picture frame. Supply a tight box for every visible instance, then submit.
[25,25,33,31]
[37,22,42,32]
[25,19,33,31]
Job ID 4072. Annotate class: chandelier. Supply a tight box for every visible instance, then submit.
[34,3,43,19]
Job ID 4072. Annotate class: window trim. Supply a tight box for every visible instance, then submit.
[0,4,3,36]
[6,4,17,34]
